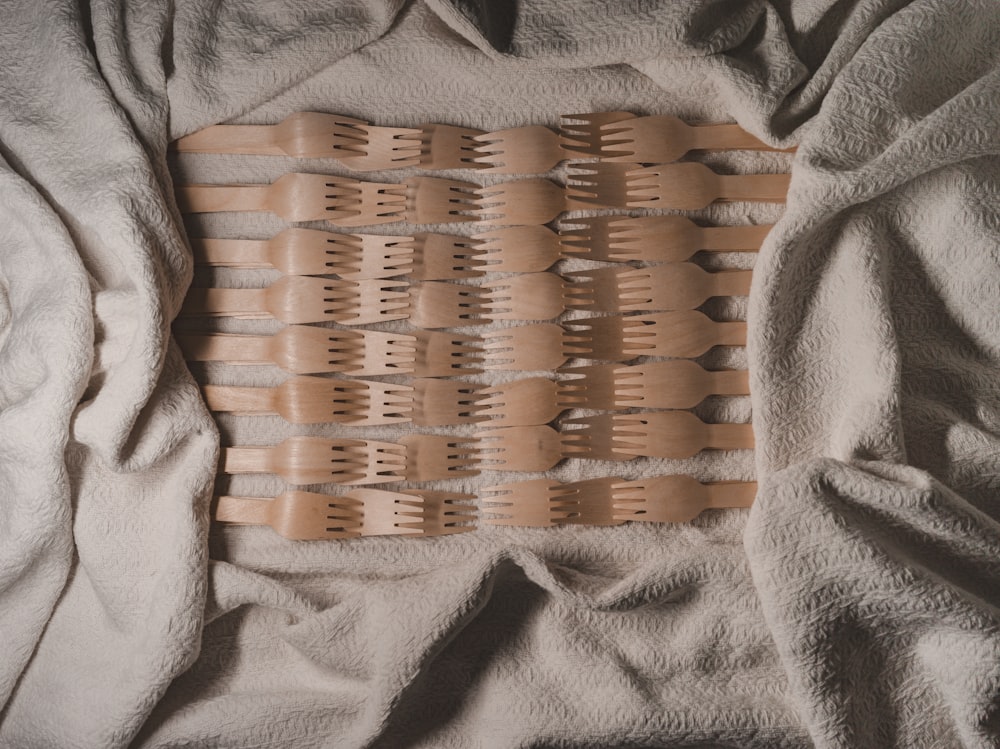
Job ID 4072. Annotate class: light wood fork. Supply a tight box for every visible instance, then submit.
[563,360,750,410]
[560,111,789,163]
[215,488,476,539]
[558,215,771,263]
[567,162,790,210]
[191,229,486,281]
[176,326,483,377]
[565,310,748,361]
[203,376,490,427]
[482,475,757,526]
[562,411,755,460]
[222,434,480,485]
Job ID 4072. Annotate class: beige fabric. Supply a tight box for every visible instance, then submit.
[0,1,998,747]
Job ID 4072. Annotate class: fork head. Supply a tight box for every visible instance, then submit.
[481,479,576,526]
[271,277,409,325]
[406,176,482,224]
[394,490,478,536]
[411,330,484,377]
[410,378,489,427]
[409,232,486,280]
[558,111,637,156]
[482,323,591,372]
[269,173,407,225]
[483,272,592,321]
[559,414,642,460]
[477,377,563,427]
[272,436,408,486]
[548,477,623,526]
[474,425,563,472]
[418,124,486,170]
[270,112,370,159]
[398,434,480,482]
[562,162,634,209]
[475,179,566,226]
[337,125,423,171]
[259,490,364,539]
[257,228,411,277]
[276,376,412,425]
[315,233,415,279]
[470,125,566,175]
[558,215,702,263]
[407,280,492,328]
[473,225,566,272]
[276,326,418,376]
[611,475,711,524]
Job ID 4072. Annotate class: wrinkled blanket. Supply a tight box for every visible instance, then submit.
[1,1,999,747]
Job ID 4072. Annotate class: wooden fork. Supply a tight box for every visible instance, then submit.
[483,273,593,321]
[473,424,630,472]
[612,476,757,523]
[408,281,493,329]
[481,477,621,527]
[173,112,370,159]
[481,323,593,371]
[202,376,412,425]
[473,225,579,273]
[191,229,486,281]
[418,124,486,170]
[180,277,410,325]
[223,435,480,485]
[476,377,591,427]
[558,215,771,263]
[177,174,484,227]
[215,488,476,539]
[560,112,786,163]
[222,436,407,485]
[563,411,755,460]
[565,310,747,361]
[568,162,791,210]
[563,360,750,410]
[564,263,753,313]
[470,126,570,174]
[176,326,483,377]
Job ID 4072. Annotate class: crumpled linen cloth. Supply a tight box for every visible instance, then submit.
[0,1,998,747]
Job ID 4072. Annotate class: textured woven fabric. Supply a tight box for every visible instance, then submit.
[0,1,998,747]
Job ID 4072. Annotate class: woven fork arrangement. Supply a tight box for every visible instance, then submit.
[173,111,790,539]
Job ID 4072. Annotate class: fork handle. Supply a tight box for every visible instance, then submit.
[180,288,270,319]
[174,125,287,155]
[688,124,779,152]
[202,385,276,415]
[215,495,273,524]
[698,224,773,251]
[704,481,757,508]
[192,238,272,268]
[716,174,792,203]
[176,184,273,214]
[706,368,751,396]
[175,333,273,365]
[708,269,754,298]
[705,423,755,451]
[712,320,749,347]
[222,446,274,475]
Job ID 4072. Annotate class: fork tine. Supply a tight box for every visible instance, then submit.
[558,111,636,154]
[410,378,489,426]
[325,234,415,279]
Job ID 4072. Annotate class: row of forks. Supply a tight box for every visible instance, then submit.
[190,218,771,278]
[174,111,789,171]
[201,360,750,426]
[177,166,789,227]
[213,474,757,539]
[177,310,748,376]
[220,412,755,486]
[179,265,752,326]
